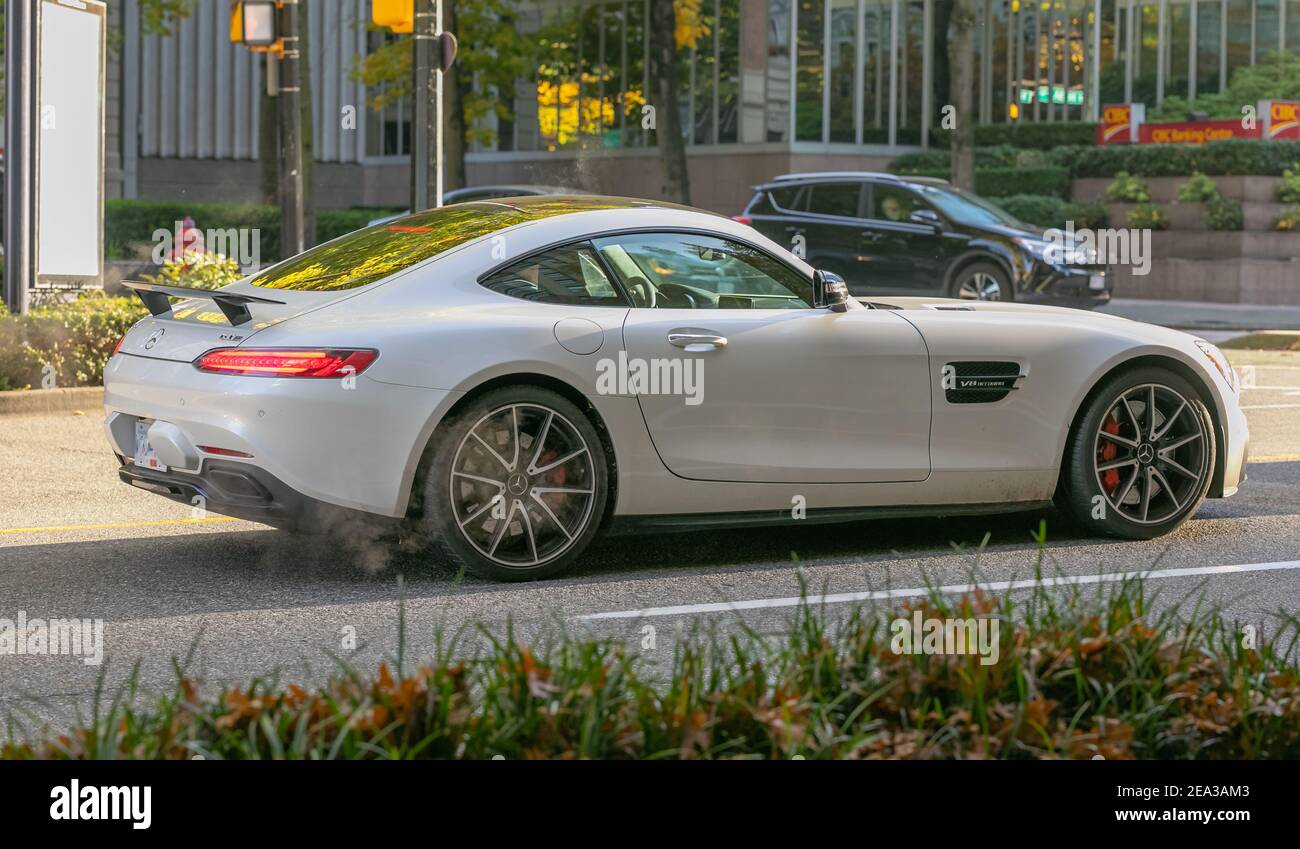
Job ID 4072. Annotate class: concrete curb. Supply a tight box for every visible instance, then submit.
[0,387,105,416]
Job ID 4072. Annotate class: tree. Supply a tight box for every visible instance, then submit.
[947,0,977,191]
[356,0,535,193]
[646,0,695,204]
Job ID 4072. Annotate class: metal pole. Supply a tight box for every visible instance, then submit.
[435,0,444,208]
[278,0,305,257]
[4,0,36,314]
[411,0,433,212]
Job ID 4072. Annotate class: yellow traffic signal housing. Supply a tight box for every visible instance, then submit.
[373,0,414,34]
[230,1,284,55]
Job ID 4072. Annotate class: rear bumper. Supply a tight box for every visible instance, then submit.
[116,457,394,531]
[103,352,460,517]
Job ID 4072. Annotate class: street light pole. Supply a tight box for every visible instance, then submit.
[3,0,36,315]
[411,0,434,213]
[277,0,305,258]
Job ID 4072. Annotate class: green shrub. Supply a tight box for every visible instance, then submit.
[976,166,1071,198]
[928,122,1099,150]
[1176,171,1219,203]
[1106,171,1151,202]
[7,571,1300,760]
[1069,139,1300,178]
[0,294,146,391]
[1275,206,1300,231]
[1127,203,1167,230]
[1277,163,1300,203]
[143,251,243,290]
[992,194,1108,230]
[1205,196,1243,231]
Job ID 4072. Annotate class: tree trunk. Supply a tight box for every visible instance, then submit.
[259,61,277,207]
[648,0,690,204]
[948,0,977,191]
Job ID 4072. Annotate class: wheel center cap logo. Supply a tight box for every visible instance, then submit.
[1137,443,1155,464]
[506,473,529,496]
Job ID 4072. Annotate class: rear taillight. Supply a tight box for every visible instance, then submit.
[112,335,126,357]
[194,348,378,378]
[731,215,752,225]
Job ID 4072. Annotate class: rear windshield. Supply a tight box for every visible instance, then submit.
[249,196,687,292]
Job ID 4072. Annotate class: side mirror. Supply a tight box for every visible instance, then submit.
[813,269,851,313]
[910,208,943,232]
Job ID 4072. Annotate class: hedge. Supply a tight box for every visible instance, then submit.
[990,194,1109,230]
[105,200,401,262]
[1066,139,1300,178]
[928,122,1100,150]
[888,166,1072,199]
[0,295,146,391]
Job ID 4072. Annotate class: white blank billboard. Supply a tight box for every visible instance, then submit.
[36,0,105,282]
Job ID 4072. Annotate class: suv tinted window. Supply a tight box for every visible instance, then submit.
[869,184,924,222]
[480,242,625,306]
[805,183,862,218]
[768,185,803,211]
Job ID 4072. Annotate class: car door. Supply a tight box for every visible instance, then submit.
[861,182,949,294]
[592,231,932,484]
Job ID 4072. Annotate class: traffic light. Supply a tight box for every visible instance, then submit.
[373,0,414,34]
[229,1,281,53]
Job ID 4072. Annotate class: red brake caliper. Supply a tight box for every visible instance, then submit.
[1099,413,1121,493]
[537,449,567,510]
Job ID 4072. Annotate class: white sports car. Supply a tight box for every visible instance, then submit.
[106,196,1248,581]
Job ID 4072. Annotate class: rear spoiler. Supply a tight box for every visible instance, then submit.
[122,280,285,327]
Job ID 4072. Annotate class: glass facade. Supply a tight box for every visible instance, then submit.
[452,0,1297,158]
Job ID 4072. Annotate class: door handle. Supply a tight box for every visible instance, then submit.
[668,330,728,351]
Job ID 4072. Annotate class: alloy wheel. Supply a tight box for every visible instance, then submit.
[1092,383,1209,525]
[449,403,596,569]
[957,271,1002,300]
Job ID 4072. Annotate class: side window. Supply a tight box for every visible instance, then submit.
[593,232,812,310]
[804,183,862,218]
[480,242,626,306]
[768,185,803,212]
[869,185,923,223]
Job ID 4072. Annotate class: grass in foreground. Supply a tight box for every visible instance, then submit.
[4,566,1300,759]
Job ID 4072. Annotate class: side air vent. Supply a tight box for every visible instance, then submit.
[944,361,1024,404]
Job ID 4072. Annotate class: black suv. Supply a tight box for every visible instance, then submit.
[737,172,1111,307]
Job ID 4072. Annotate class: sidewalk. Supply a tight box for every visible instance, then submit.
[1098,298,1300,332]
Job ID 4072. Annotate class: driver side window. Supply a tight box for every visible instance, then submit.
[592,232,812,309]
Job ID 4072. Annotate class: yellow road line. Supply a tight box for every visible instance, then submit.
[0,517,238,535]
[1249,453,1300,463]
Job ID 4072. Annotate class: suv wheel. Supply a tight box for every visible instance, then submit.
[949,262,1011,301]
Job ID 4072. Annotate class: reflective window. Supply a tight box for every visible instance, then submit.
[805,183,863,218]
[480,242,625,306]
[593,232,811,309]
[868,184,922,222]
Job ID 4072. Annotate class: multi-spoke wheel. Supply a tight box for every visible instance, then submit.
[950,262,1010,301]
[1059,367,1215,539]
[417,386,609,581]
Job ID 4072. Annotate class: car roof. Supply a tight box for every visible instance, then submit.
[756,172,951,191]
[380,194,704,237]
[445,184,578,198]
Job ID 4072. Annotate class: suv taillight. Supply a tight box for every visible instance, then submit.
[194,348,378,378]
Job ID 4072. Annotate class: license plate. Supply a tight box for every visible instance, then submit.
[1089,274,1106,291]
[133,420,167,472]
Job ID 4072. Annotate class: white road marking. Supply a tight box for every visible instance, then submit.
[574,559,1300,621]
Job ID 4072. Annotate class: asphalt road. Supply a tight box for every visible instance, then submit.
[2,350,1299,735]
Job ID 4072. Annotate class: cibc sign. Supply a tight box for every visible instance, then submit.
[1096,100,1300,145]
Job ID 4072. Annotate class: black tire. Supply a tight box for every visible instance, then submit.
[1058,366,1215,540]
[417,385,609,581]
[947,261,1012,301]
